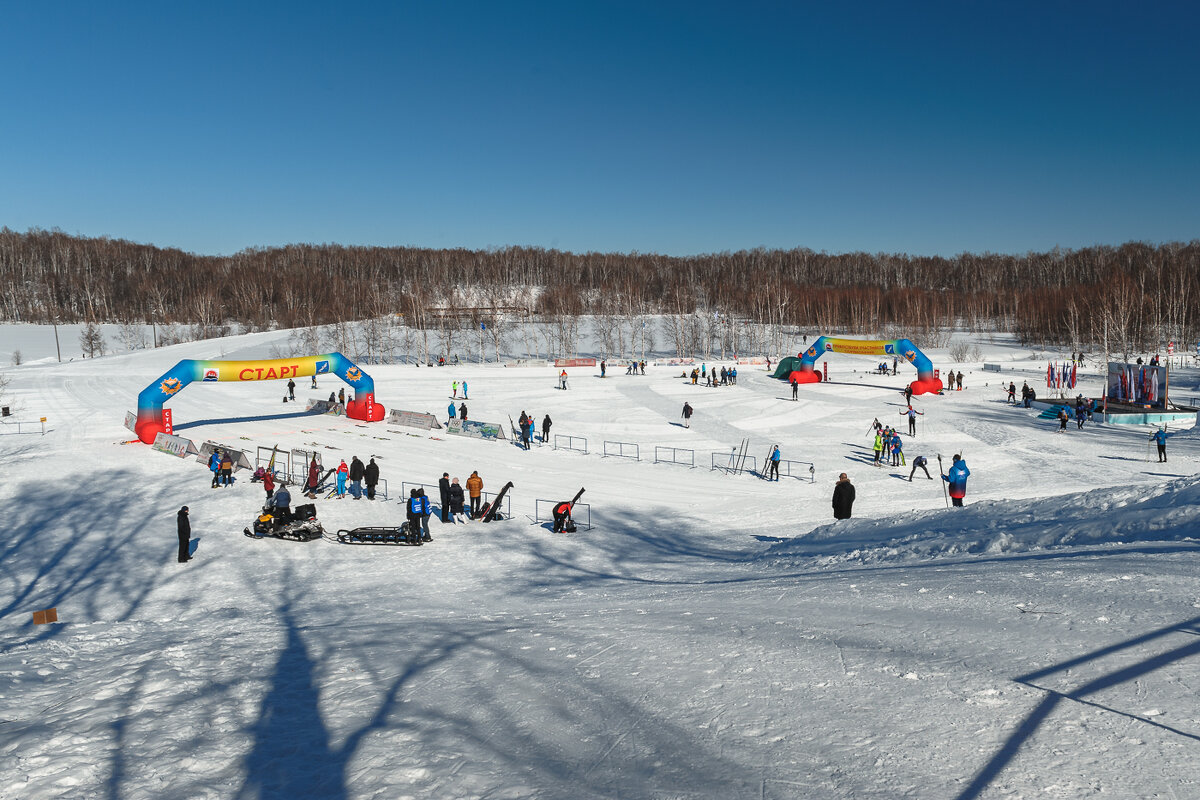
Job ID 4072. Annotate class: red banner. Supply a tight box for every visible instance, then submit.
[553,358,597,367]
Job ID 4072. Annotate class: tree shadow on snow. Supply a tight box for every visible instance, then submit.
[955,615,1200,800]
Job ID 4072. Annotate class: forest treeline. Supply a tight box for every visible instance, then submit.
[1,228,1197,357]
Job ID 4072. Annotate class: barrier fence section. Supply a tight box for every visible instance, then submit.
[602,440,640,461]
[400,481,510,518]
[0,418,48,435]
[534,499,593,530]
[553,434,589,455]
[763,458,816,482]
[711,452,757,475]
[654,446,695,468]
[256,446,290,476]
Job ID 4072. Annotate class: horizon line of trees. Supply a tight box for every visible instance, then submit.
[1,228,1197,358]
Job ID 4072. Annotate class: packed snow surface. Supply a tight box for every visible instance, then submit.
[1,327,1198,799]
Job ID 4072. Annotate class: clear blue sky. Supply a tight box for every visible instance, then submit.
[2,1,1197,257]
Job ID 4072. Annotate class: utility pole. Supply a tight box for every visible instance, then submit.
[52,318,61,362]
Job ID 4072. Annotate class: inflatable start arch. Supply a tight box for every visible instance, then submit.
[135,352,385,443]
[786,336,942,395]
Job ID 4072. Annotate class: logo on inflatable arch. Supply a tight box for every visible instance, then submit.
[203,368,219,382]
[345,366,363,383]
[160,377,183,396]
[904,350,917,362]
[884,344,895,355]
[315,360,330,375]
[806,346,818,358]
[824,343,834,351]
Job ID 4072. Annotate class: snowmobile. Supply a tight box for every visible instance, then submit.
[243,502,324,542]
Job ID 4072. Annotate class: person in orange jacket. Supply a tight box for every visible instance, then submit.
[466,471,484,518]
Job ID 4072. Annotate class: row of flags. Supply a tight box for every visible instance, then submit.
[1046,362,1077,390]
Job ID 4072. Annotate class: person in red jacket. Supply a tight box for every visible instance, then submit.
[552,500,575,532]
[262,469,275,501]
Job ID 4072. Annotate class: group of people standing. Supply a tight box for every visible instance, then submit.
[687,364,737,386]
[516,411,551,449]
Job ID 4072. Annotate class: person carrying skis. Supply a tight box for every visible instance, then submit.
[682,402,693,428]
[908,454,932,481]
[832,473,855,519]
[768,445,781,481]
[467,471,484,518]
[942,455,970,507]
[177,506,191,563]
[542,414,552,443]
[900,405,923,435]
[335,459,349,497]
[364,457,380,500]
[1151,427,1170,462]
[349,456,365,499]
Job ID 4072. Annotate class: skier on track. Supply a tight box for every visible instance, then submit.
[942,455,970,507]
[908,455,932,481]
[900,405,923,436]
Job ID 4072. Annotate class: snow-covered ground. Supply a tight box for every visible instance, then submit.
[1,327,1198,799]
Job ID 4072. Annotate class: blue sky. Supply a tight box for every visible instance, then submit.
[2,1,1197,257]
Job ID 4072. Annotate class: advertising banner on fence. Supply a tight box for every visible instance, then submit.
[446,418,506,441]
[195,441,252,470]
[386,409,443,430]
[653,357,696,367]
[306,399,344,416]
[553,358,597,367]
[152,432,200,459]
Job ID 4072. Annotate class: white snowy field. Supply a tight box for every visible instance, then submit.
[1,327,1199,800]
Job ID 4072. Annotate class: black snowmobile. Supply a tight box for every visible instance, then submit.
[243,502,324,542]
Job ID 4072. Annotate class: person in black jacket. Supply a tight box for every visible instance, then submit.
[405,489,423,545]
[449,477,466,523]
[832,473,855,520]
[438,473,451,522]
[364,457,380,500]
[459,402,467,421]
[349,456,365,499]
[542,414,552,444]
[177,506,191,563]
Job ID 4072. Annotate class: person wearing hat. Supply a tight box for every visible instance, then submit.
[177,506,191,563]
[832,473,855,520]
[439,473,452,522]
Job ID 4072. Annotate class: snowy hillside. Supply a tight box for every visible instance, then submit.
[1,328,1198,800]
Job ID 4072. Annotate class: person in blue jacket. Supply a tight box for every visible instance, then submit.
[272,483,292,522]
[767,445,781,480]
[1151,428,1171,462]
[209,450,222,488]
[417,488,432,541]
[448,401,457,424]
[942,454,970,507]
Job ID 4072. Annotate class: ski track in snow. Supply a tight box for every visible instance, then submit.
[1,326,1199,799]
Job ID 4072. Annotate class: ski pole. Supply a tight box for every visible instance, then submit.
[937,454,949,509]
